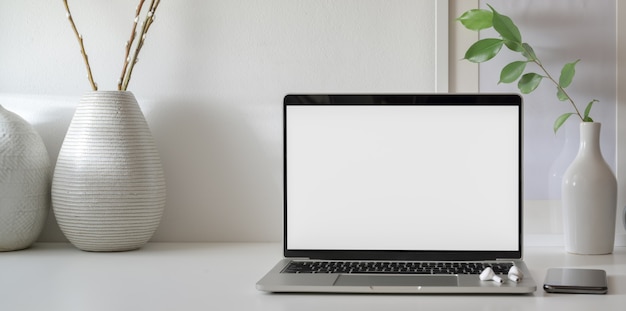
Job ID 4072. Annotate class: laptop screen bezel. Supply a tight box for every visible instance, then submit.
[282,94,523,261]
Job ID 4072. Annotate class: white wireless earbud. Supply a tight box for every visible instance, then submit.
[479,267,503,283]
[508,266,523,282]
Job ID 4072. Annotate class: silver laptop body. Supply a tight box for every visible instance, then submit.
[257,94,536,294]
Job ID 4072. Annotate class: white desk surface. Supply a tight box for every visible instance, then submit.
[1,243,625,311]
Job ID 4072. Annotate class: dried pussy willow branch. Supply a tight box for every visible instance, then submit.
[63,0,161,91]
[63,0,98,91]
[119,0,161,91]
[118,0,146,90]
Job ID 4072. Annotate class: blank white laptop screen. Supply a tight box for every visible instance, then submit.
[286,103,520,252]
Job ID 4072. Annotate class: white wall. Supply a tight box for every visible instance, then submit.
[0,0,439,242]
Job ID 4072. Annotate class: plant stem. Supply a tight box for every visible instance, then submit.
[537,62,584,121]
[121,0,161,91]
[118,0,146,91]
[63,0,98,91]
[522,45,584,122]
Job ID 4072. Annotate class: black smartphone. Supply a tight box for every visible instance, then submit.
[543,268,608,294]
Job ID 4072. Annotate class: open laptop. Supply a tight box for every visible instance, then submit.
[257,94,536,294]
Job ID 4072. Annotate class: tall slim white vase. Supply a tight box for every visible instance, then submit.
[52,91,166,252]
[562,122,616,254]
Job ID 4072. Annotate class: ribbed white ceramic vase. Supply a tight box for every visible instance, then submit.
[562,122,617,254]
[0,105,51,251]
[52,91,166,252]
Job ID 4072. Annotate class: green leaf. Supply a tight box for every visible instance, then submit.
[521,43,538,61]
[499,61,527,84]
[518,73,543,94]
[504,41,524,53]
[488,5,522,50]
[464,38,504,63]
[559,60,580,88]
[554,113,576,133]
[457,9,493,31]
[584,99,598,121]
[556,88,568,101]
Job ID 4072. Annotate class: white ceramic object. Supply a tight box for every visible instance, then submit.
[52,91,166,252]
[562,122,617,254]
[0,105,51,251]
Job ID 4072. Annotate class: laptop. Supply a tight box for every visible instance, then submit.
[257,94,536,294]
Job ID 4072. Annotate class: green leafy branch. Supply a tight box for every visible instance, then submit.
[457,4,596,133]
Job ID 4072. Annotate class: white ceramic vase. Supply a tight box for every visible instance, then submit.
[562,122,616,254]
[52,91,166,252]
[0,105,51,251]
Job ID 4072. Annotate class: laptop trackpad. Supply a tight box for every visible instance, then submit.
[334,275,458,287]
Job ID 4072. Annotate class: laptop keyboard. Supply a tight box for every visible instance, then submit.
[282,261,513,275]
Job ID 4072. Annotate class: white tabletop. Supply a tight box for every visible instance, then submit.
[1,243,625,310]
